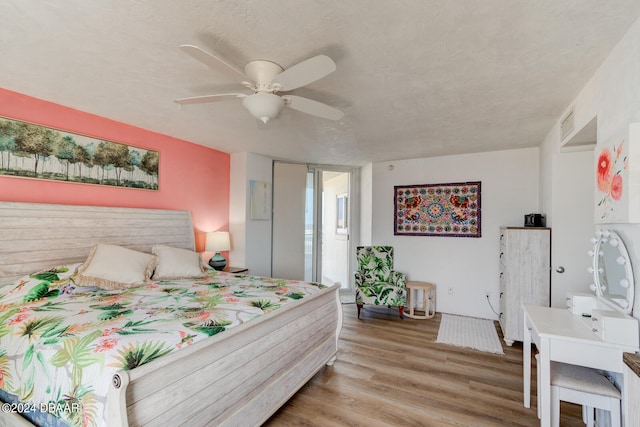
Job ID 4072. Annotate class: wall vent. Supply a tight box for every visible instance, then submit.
[560,108,575,141]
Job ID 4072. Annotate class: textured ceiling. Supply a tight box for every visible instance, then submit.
[2,1,640,166]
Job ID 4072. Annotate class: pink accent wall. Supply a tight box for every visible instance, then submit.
[0,88,230,252]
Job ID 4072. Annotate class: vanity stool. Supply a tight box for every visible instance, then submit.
[404,281,436,319]
[536,354,622,427]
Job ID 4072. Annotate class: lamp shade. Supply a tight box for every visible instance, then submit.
[241,93,285,123]
[206,231,230,271]
[205,231,230,252]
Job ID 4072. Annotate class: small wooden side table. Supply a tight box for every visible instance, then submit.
[405,281,436,319]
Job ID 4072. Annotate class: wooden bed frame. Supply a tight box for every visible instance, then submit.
[0,202,342,426]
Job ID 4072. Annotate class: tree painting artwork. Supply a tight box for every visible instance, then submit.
[0,117,159,190]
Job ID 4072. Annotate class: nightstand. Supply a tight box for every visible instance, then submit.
[223,266,248,274]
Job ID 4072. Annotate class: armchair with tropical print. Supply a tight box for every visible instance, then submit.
[355,246,406,319]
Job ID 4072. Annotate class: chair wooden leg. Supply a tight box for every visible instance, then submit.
[398,306,404,319]
[357,304,362,319]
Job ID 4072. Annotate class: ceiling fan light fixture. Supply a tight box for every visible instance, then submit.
[242,92,285,123]
[178,45,342,122]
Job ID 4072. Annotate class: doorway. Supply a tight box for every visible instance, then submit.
[551,117,596,307]
[272,162,357,292]
[311,169,351,289]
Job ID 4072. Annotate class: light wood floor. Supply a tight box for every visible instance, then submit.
[265,304,585,427]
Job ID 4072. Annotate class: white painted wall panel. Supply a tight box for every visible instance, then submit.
[540,16,640,318]
[370,147,539,319]
[230,152,273,277]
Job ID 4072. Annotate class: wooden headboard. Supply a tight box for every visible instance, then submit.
[0,202,195,286]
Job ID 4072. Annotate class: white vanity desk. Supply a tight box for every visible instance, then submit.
[523,303,639,427]
[523,229,639,426]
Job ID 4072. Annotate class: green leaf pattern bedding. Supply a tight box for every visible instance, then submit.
[0,264,326,427]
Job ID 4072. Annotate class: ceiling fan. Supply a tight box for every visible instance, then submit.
[175,45,344,123]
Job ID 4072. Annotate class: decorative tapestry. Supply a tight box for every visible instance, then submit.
[394,181,481,237]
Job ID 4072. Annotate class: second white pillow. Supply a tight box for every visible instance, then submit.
[151,244,207,280]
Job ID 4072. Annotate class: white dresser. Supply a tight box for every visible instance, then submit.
[499,227,551,345]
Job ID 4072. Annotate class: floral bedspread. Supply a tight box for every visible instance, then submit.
[0,265,326,427]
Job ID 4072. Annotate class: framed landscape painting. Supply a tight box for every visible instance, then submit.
[394,181,481,237]
[0,116,159,190]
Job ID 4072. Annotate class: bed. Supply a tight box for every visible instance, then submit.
[0,202,342,427]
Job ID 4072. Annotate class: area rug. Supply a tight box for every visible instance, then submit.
[435,313,504,355]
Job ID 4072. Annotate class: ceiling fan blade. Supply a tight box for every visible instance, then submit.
[285,95,344,120]
[180,44,247,81]
[271,55,336,91]
[175,93,245,105]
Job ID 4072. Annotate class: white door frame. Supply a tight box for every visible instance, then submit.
[308,165,359,292]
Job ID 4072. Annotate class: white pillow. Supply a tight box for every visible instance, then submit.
[76,244,157,290]
[151,244,207,280]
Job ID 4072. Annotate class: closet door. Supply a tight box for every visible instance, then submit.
[272,162,307,280]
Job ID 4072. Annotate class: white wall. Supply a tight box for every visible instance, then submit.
[229,153,248,268]
[540,15,640,317]
[229,152,273,277]
[359,163,373,246]
[322,173,349,287]
[370,147,540,319]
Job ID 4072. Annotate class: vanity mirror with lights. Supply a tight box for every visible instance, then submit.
[589,229,635,312]
[567,228,639,347]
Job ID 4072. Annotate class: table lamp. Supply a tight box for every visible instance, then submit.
[206,231,230,270]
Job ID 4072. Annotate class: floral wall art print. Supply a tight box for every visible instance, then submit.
[595,123,640,223]
[394,181,481,237]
